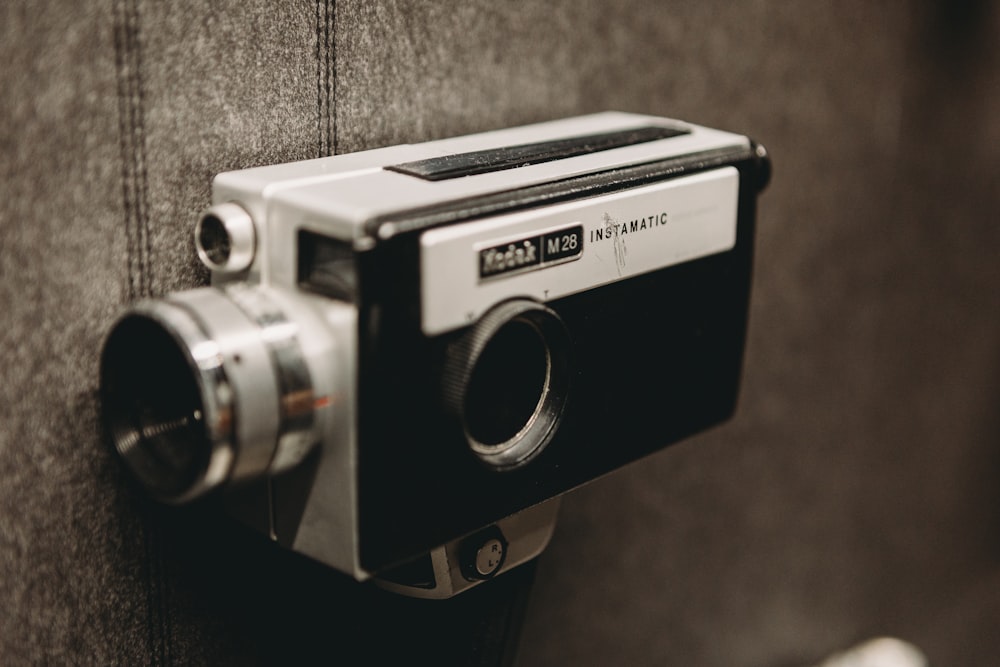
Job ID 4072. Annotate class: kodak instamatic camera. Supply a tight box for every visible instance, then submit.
[100,112,770,597]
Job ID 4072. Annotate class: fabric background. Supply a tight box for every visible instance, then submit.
[2,1,999,664]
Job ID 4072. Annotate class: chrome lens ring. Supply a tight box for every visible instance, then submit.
[443,299,572,471]
[224,285,317,474]
[167,289,284,485]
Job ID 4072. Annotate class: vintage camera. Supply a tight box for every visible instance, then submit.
[100,112,770,597]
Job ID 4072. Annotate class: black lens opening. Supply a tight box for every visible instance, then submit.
[464,318,549,447]
[100,315,213,500]
[197,214,232,266]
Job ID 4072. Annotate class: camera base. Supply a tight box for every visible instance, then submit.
[375,498,560,599]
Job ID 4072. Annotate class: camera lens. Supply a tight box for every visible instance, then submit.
[100,286,324,504]
[101,309,231,503]
[443,300,571,470]
[464,319,548,447]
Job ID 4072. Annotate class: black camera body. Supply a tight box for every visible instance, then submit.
[100,112,769,597]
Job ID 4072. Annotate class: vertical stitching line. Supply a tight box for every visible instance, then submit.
[126,0,153,298]
[113,0,164,663]
[316,0,324,158]
[124,1,143,295]
[125,2,142,299]
[324,0,333,156]
[331,0,337,156]
[113,0,138,302]
[124,0,166,657]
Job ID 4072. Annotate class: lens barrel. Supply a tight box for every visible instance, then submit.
[100,286,321,503]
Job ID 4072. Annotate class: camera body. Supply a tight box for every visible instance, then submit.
[100,112,769,597]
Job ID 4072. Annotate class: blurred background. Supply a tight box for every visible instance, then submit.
[2,1,999,664]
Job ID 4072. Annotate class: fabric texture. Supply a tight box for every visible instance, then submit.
[2,1,1000,665]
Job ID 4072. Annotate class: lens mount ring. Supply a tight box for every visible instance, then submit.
[101,301,237,504]
[223,284,317,474]
[442,299,571,471]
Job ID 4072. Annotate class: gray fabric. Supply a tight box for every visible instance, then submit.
[1,3,148,664]
[2,1,1000,665]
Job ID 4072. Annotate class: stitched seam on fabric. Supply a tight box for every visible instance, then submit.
[326,0,334,156]
[113,2,138,301]
[332,0,337,155]
[317,0,335,157]
[130,4,154,300]
[113,0,154,300]
[316,0,322,158]
[112,1,165,664]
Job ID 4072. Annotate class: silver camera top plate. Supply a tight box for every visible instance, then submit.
[210,112,749,290]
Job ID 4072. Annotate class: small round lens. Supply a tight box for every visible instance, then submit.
[194,203,256,273]
[197,214,232,266]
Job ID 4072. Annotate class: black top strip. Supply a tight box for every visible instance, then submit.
[369,143,756,240]
[387,125,690,181]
